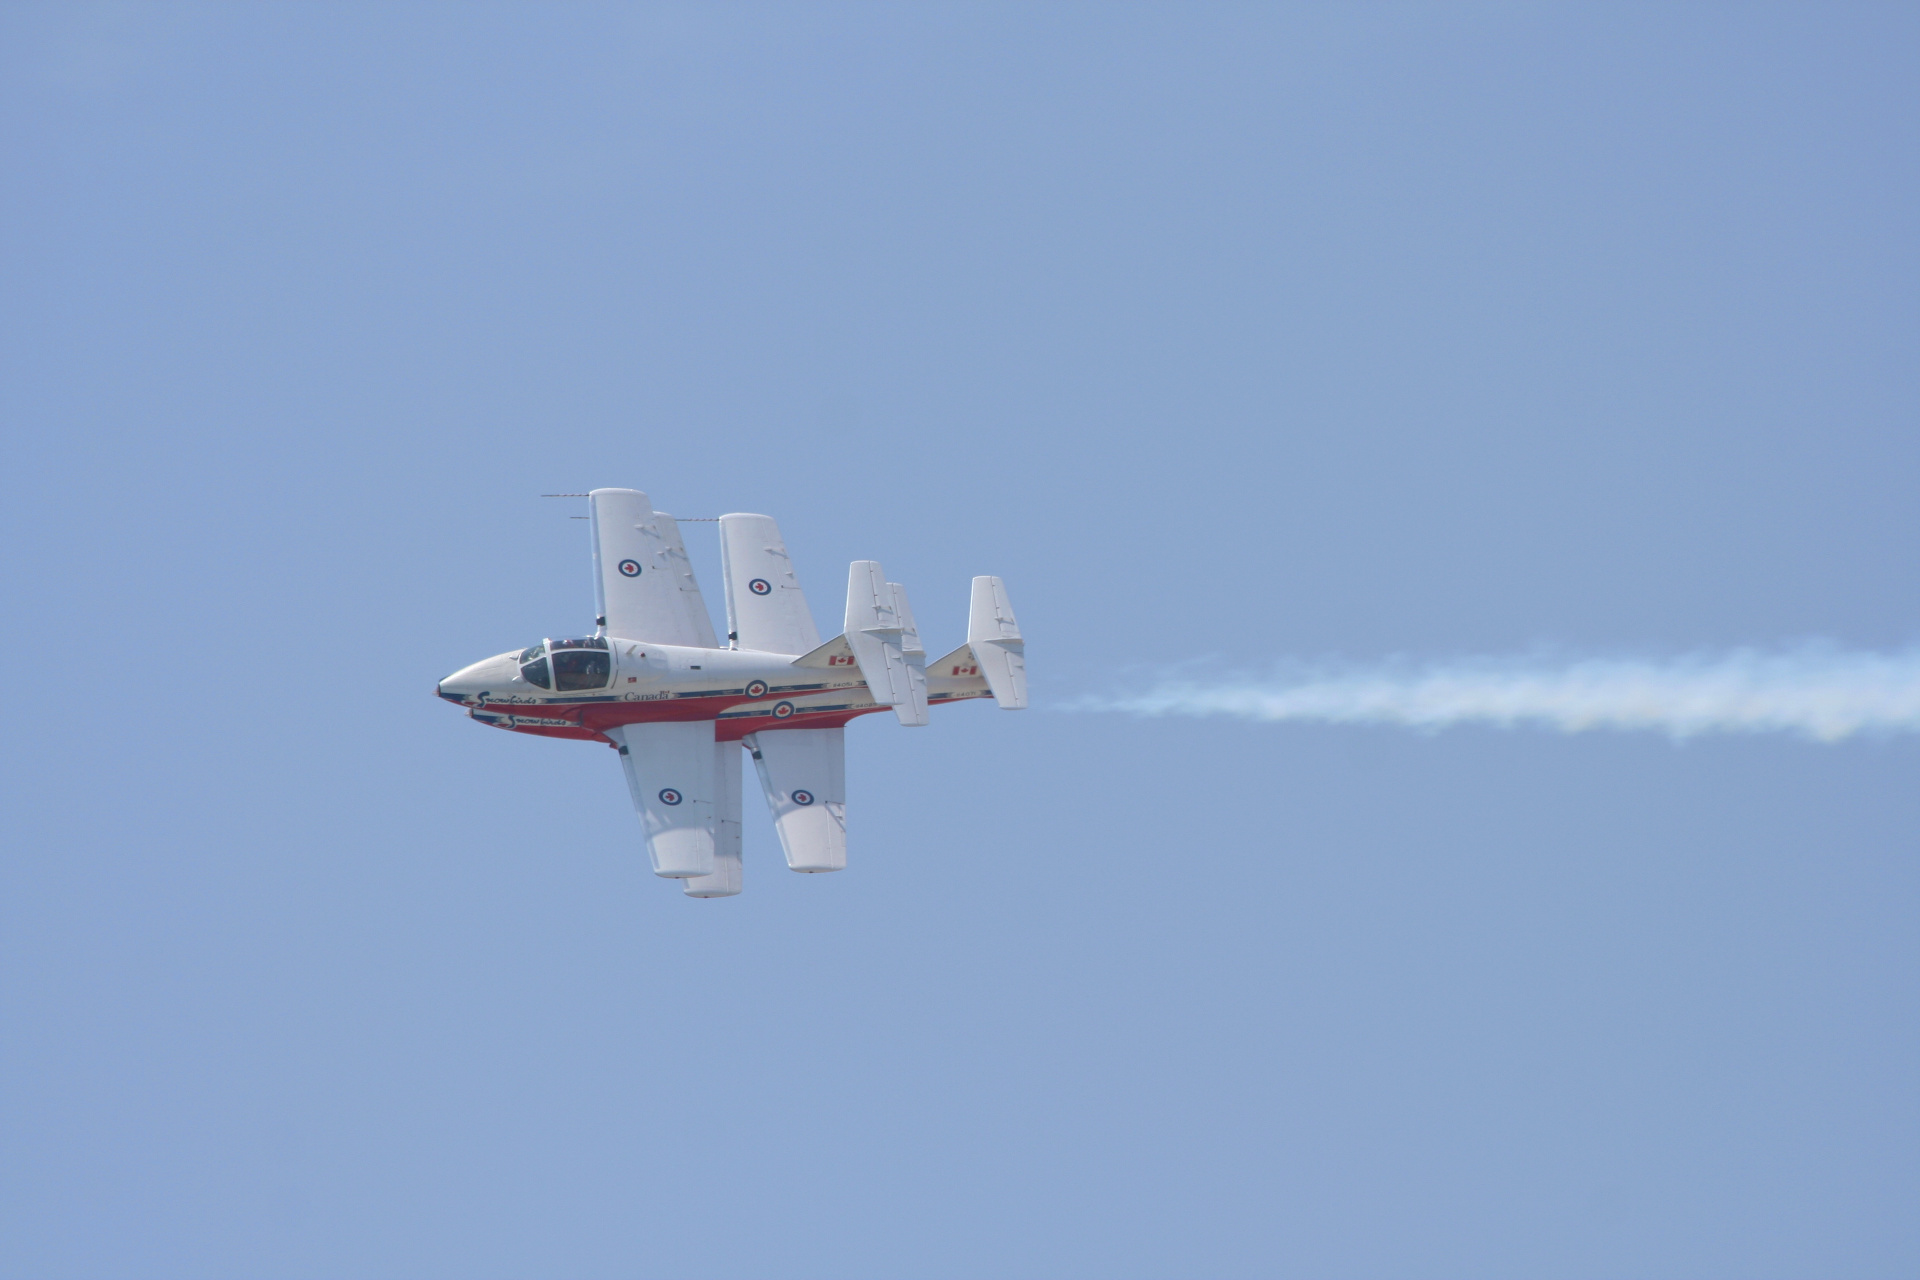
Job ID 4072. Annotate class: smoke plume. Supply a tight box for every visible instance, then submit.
[1080,645,1920,742]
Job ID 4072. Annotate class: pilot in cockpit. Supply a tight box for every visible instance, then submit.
[517,637,611,692]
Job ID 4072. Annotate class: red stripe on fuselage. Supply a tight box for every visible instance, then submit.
[469,688,993,744]
[468,689,910,744]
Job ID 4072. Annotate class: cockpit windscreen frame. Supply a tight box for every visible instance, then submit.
[519,637,611,693]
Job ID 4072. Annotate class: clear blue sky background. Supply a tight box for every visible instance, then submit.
[3,5,1916,1278]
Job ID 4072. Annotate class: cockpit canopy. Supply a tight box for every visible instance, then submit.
[518,636,611,692]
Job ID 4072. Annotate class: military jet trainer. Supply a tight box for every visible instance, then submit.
[436,489,1027,898]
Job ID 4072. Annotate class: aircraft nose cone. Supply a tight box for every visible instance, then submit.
[437,652,520,704]
[437,664,483,703]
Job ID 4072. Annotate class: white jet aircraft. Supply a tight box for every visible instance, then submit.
[436,489,1027,897]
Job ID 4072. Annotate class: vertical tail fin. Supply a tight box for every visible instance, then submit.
[845,561,930,726]
[968,576,1027,709]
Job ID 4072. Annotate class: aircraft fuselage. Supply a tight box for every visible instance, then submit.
[437,637,991,745]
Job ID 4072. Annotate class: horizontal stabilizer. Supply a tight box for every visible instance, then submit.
[844,561,930,726]
[968,576,1027,709]
[792,633,859,669]
[931,643,987,682]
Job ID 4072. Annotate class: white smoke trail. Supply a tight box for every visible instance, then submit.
[1079,646,1920,742]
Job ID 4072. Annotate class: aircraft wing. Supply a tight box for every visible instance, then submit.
[682,742,742,898]
[589,488,717,646]
[606,721,726,879]
[746,728,846,872]
[718,513,821,655]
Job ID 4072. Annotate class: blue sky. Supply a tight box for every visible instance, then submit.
[3,4,1916,1277]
